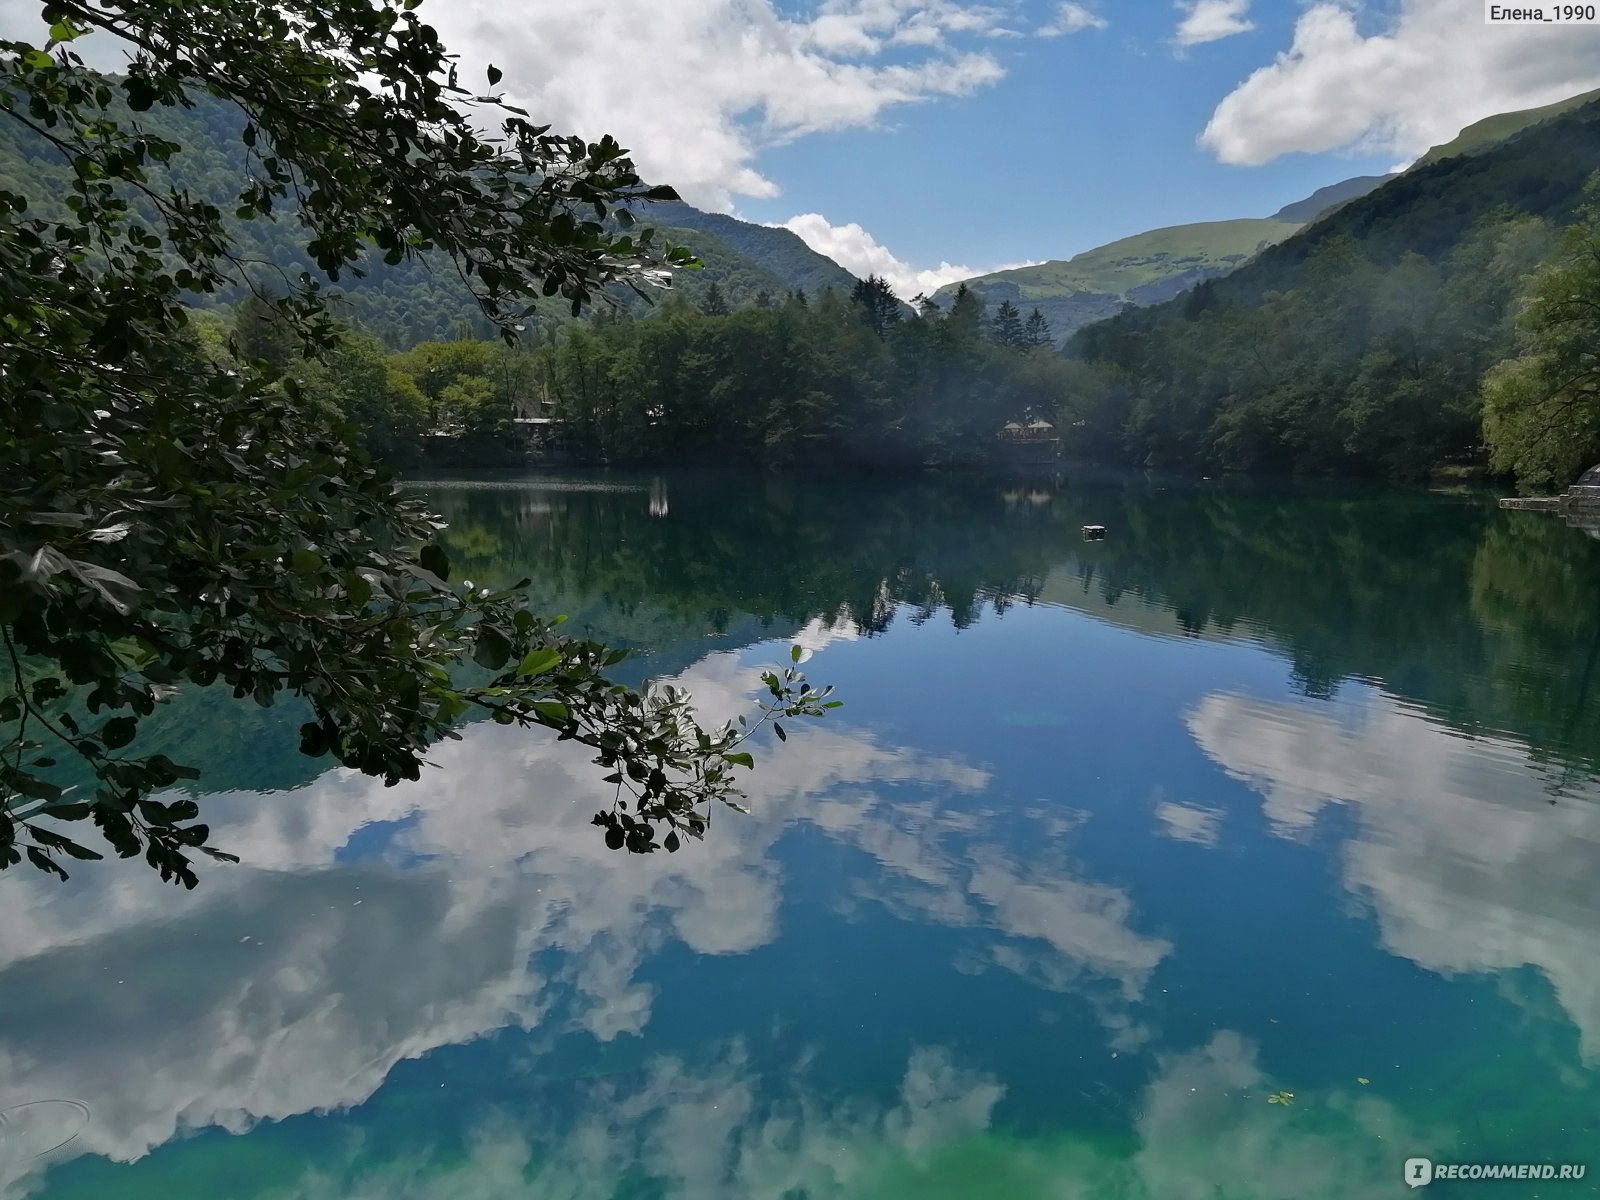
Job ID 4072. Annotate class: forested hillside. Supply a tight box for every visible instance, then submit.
[0,83,851,346]
[652,202,859,297]
[1063,95,1600,482]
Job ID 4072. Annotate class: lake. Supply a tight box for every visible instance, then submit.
[3,469,1599,1199]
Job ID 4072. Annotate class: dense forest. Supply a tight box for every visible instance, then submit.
[1064,97,1600,484]
[211,278,1076,469]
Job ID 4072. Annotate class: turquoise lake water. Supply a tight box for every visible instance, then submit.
[3,470,1598,1198]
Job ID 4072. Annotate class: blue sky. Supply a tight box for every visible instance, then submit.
[742,3,1404,269]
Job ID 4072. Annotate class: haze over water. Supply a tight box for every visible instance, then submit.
[3,469,1598,1199]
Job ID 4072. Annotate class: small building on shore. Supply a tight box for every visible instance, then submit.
[998,416,1061,468]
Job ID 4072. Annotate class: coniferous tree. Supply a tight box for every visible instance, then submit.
[851,274,902,339]
[1024,309,1052,350]
[947,283,986,341]
[991,300,1025,348]
[699,282,731,317]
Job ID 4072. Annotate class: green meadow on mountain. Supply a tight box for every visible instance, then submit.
[1411,85,1600,167]
[931,176,1393,342]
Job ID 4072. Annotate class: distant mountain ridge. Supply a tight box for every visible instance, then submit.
[1411,86,1600,168]
[1270,175,1395,223]
[0,84,857,346]
[934,83,1600,347]
[933,175,1391,343]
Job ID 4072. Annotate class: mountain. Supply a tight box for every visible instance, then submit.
[0,82,853,347]
[934,175,1391,343]
[1065,93,1600,479]
[935,218,1299,340]
[1270,174,1395,223]
[940,85,1600,347]
[1412,86,1600,168]
[652,202,860,297]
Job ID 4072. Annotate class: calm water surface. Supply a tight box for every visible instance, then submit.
[4,470,1600,1198]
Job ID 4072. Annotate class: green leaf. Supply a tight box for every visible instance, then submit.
[40,802,90,821]
[26,847,68,880]
[31,828,102,860]
[723,751,755,769]
[532,700,569,724]
[419,543,450,581]
[516,647,561,677]
[100,716,137,749]
[290,548,323,574]
[472,627,513,670]
[487,64,503,87]
[11,776,63,801]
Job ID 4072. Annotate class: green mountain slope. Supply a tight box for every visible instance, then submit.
[1270,174,1394,222]
[1066,94,1600,479]
[935,176,1391,343]
[653,202,860,297]
[0,83,842,346]
[934,218,1301,341]
[1413,86,1600,168]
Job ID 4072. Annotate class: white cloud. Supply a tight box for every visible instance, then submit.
[1174,0,1253,47]
[1154,799,1224,847]
[777,212,1038,298]
[0,624,1185,1190]
[1201,0,1600,166]
[145,1031,1435,1199]
[1039,2,1108,37]
[410,1,1010,210]
[1188,689,1600,1060]
[0,0,1013,211]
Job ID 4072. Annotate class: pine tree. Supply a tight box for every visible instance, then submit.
[991,300,1025,348]
[851,274,902,338]
[1024,308,1053,350]
[948,283,986,341]
[699,282,731,317]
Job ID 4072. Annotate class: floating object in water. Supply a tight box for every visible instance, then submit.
[1081,525,1107,541]
[1266,1091,1295,1105]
